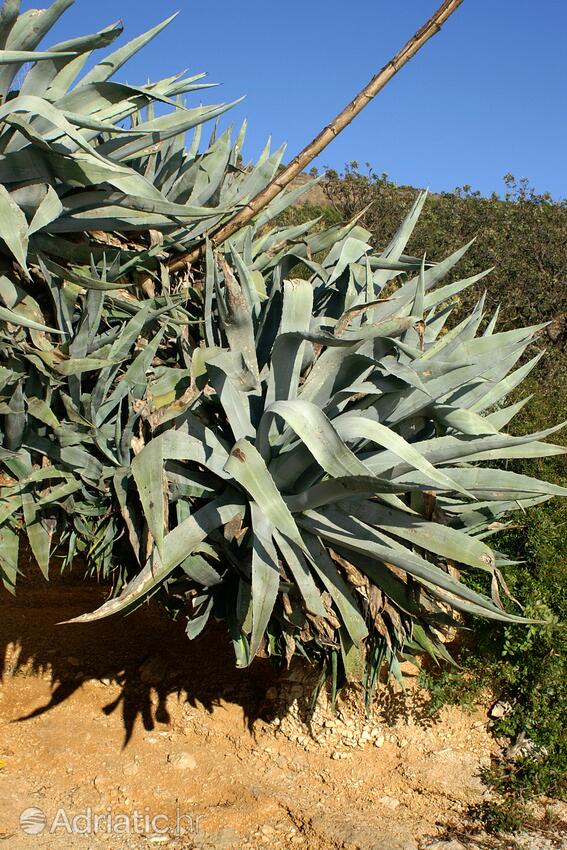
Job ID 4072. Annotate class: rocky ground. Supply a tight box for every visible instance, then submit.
[0,575,564,850]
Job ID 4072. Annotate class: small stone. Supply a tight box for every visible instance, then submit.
[123,762,139,776]
[261,825,275,836]
[399,738,409,748]
[374,736,385,748]
[489,699,512,719]
[167,751,197,771]
[378,795,400,809]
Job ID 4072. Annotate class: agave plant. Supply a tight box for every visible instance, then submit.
[60,192,566,687]
[0,0,316,591]
[1,0,565,692]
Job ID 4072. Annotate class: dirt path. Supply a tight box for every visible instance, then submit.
[0,575,563,850]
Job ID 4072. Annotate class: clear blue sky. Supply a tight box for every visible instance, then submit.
[20,0,567,198]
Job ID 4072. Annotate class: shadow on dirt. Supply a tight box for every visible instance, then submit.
[0,560,438,746]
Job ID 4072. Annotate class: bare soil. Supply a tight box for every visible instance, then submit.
[0,570,564,850]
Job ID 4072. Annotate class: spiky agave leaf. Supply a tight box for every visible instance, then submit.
[61,192,566,682]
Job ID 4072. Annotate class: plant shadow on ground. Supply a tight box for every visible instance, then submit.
[0,560,437,747]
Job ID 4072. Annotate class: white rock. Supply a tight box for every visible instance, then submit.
[123,762,139,776]
[489,699,512,718]
[378,795,400,809]
[167,752,197,770]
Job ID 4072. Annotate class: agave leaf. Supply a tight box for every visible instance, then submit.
[225,438,306,550]
[333,414,473,498]
[0,48,78,62]
[32,24,123,97]
[132,428,231,556]
[485,397,532,429]
[21,492,51,579]
[40,258,131,291]
[0,0,74,97]
[304,533,369,645]
[63,494,244,623]
[94,329,165,424]
[180,554,222,587]
[27,185,64,236]
[53,356,114,376]
[272,530,327,617]
[98,100,243,162]
[0,303,62,334]
[301,509,532,623]
[457,441,566,462]
[285,475,409,513]
[364,420,567,476]
[393,466,567,500]
[217,256,259,382]
[0,0,19,50]
[248,502,281,662]
[27,397,61,430]
[298,316,416,406]
[207,357,256,442]
[261,399,371,488]
[470,352,546,413]
[186,596,214,639]
[228,240,262,314]
[265,278,314,407]
[77,13,179,87]
[0,522,19,593]
[348,498,496,572]
[430,404,500,436]
[0,184,29,271]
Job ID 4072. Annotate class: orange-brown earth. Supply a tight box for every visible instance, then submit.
[0,570,564,850]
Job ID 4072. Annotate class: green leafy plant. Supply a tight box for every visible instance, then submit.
[0,1,565,697]
[0,0,317,590]
[61,192,566,685]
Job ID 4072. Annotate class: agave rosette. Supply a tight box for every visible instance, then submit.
[1,0,565,687]
[64,193,567,678]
